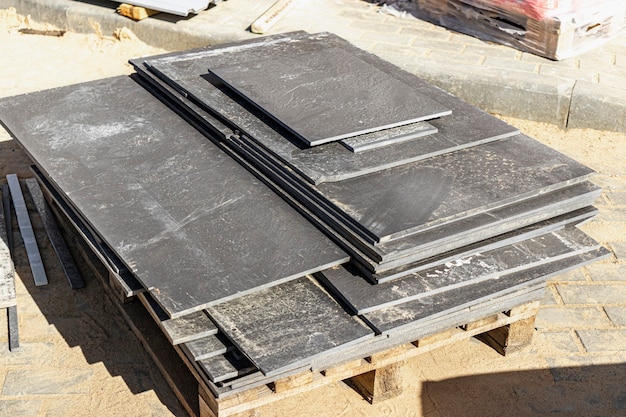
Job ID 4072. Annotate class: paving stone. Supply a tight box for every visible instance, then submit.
[540,287,559,306]
[0,400,41,417]
[546,355,626,380]
[427,50,483,65]
[577,330,626,352]
[605,192,626,206]
[591,175,626,192]
[594,208,626,222]
[448,33,489,45]
[539,65,597,82]
[358,30,422,48]
[611,242,626,260]
[348,20,402,36]
[604,306,626,326]
[2,369,93,395]
[577,49,615,65]
[557,284,626,304]
[399,26,451,40]
[371,47,429,65]
[535,307,611,330]
[598,72,626,89]
[519,52,578,67]
[585,262,626,282]
[548,268,586,282]
[412,38,465,52]
[482,56,538,72]
[463,44,518,59]
[0,342,55,366]
[536,331,580,353]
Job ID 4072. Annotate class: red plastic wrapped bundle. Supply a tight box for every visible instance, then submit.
[492,0,581,20]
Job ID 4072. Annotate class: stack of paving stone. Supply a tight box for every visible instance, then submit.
[0,31,609,401]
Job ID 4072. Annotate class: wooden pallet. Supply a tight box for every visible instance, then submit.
[416,0,626,60]
[35,171,541,417]
[197,302,539,417]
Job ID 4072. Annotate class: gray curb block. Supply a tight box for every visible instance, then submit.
[3,0,625,133]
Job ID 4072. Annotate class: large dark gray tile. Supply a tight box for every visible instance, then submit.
[139,293,217,345]
[313,134,594,243]
[184,333,232,361]
[207,277,373,377]
[196,350,256,383]
[361,248,610,335]
[0,76,348,318]
[138,31,519,185]
[362,207,597,282]
[232,134,600,270]
[208,39,451,146]
[319,225,602,314]
[2,369,93,395]
[368,183,600,267]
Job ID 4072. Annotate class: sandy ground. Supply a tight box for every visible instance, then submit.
[1,7,625,417]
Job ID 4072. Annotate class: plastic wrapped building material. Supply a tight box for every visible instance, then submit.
[415,0,626,60]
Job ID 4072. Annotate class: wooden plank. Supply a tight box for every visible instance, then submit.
[250,0,295,34]
[366,345,410,366]
[348,362,404,404]
[321,359,364,378]
[117,3,160,20]
[462,314,499,332]
[413,327,458,348]
[271,370,314,394]
[25,178,84,289]
[6,174,47,286]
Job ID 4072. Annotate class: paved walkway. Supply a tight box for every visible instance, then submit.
[0,1,625,416]
[2,0,626,132]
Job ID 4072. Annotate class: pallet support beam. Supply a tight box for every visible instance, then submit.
[475,304,538,355]
[348,362,404,404]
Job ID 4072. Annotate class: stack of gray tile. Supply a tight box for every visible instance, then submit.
[0,31,609,400]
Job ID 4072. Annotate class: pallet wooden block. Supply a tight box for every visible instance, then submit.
[117,3,160,21]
